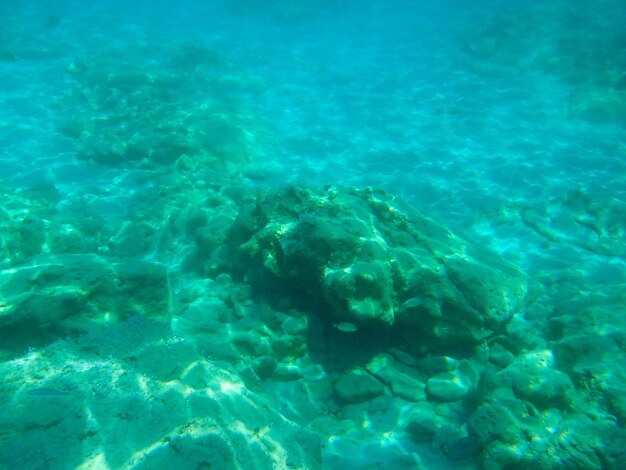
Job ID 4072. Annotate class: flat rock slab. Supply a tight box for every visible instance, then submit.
[0,254,171,346]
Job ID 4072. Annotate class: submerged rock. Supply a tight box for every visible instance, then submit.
[0,254,171,348]
[426,370,472,402]
[335,369,384,404]
[366,353,426,402]
[224,185,528,348]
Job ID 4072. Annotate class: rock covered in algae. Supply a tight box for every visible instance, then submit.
[334,369,385,404]
[461,345,626,469]
[58,46,275,169]
[224,185,528,347]
[0,254,170,348]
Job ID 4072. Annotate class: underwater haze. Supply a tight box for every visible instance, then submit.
[1,0,626,468]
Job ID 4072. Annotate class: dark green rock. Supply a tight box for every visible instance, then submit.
[224,186,528,348]
[335,370,384,404]
[425,371,472,402]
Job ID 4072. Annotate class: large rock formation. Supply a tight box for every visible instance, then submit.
[223,185,528,349]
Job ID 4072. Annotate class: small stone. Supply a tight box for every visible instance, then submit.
[387,347,419,367]
[281,315,308,335]
[467,403,521,445]
[512,367,575,410]
[366,354,396,384]
[271,334,305,359]
[335,370,384,404]
[231,331,272,356]
[426,371,471,402]
[366,353,425,401]
[271,364,303,382]
[418,355,459,373]
[215,273,232,285]
[390,373,426,402]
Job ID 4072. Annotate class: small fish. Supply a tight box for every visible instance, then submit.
[404,297,424,309]
[333,322,358,333]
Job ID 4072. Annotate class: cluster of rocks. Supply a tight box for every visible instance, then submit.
[2,180,625,467]
[459,3,626,128]
[56,45,272,168]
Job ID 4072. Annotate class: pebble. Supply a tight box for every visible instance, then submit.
[426,370,471,402]
[271,364,303,382]
[335,370,384,404]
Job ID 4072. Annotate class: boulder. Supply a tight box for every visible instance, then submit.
[335,369,384,404]
[426,370,472,402]
[224,186,528,347]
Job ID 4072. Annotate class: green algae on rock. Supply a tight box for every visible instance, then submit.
[223,185,529,348]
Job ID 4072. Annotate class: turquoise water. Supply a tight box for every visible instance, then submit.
[1,1,626,468]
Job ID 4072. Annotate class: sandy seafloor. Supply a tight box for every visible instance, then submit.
[1,0,626,468]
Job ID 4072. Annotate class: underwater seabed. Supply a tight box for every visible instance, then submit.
[1,0,626,468]
[1,176,625,469]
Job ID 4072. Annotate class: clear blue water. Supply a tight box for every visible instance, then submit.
[1,1,625,468]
